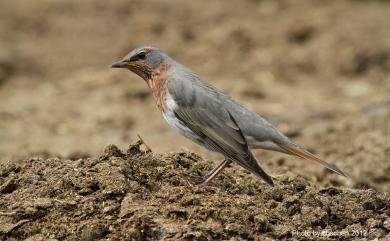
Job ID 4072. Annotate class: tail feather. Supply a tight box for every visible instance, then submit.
[279,143,347,177]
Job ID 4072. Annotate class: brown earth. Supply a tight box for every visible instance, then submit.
[0,0,389,240]
[0,142,389,240]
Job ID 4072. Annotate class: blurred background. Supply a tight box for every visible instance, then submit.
[0,0,389,192]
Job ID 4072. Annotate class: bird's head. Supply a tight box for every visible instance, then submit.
[112,46,169,80]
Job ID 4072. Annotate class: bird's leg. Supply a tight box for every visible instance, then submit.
[201,159,231,185]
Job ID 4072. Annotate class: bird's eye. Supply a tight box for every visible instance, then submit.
[137,52,146,60]
[130,52,147,62]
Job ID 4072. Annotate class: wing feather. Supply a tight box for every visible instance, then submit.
[174,107,274,186]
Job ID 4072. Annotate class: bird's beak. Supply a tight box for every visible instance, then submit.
[111,60,126,68]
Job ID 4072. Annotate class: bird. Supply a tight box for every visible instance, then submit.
[112,46,346,186]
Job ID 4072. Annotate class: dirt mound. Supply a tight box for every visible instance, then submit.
[0,141,388,240]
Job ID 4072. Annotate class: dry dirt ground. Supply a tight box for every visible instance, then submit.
[0,0,389,240]
[0,142,389,240]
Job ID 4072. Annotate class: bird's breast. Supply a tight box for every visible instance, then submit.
[149,77,167,112]
[162,93,203,145]
[147,64,170,112]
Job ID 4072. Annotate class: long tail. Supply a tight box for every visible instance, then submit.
[279,143,347,177]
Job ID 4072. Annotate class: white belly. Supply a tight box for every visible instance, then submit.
[162,93,203,144]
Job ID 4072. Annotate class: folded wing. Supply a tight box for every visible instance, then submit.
[174,106,274,186]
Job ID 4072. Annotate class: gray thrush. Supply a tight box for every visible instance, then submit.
[112,46,346,186]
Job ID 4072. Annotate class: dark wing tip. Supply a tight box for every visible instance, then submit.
[265,176,274,187]
[227,111,275,187]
